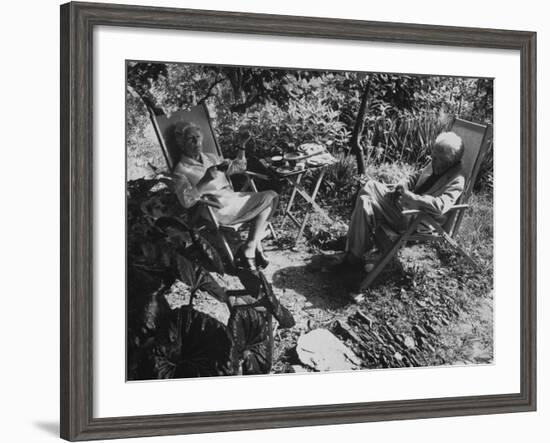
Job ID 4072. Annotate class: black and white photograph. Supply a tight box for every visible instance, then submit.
[126,60,494,380]
[1,0,545,441]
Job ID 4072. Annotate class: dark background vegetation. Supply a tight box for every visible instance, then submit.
[126,61,493,190]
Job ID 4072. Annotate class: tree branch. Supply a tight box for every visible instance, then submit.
[350,78,371,175]
[197,76,226,105]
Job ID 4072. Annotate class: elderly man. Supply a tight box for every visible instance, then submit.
[172,121,278,270]
[343,131,465,267]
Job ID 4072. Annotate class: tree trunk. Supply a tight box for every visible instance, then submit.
[350,79,371,175]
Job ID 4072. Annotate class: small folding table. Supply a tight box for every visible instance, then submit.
[269,164,335,246]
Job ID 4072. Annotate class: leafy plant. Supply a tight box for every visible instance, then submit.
[152,308,233,379]
[126,176,295,380]
[228,308,272,375]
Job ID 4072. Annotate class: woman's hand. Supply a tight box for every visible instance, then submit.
[196,165,221,194]
[202,165,220,182]
[216,159,231,172]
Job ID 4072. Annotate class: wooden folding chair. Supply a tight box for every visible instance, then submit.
[360,117,493,290]
[142,102,295,373]
[146,102,275,271]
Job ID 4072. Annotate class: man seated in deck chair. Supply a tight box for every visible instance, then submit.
[340,131,465,269]
[172,121,279,270]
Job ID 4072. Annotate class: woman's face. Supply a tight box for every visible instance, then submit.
[176,127,203,159]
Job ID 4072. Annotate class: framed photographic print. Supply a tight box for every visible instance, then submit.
[60,1,536,441]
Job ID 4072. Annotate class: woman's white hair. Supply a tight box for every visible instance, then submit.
[433,131,464,166]
[173,121,201,138]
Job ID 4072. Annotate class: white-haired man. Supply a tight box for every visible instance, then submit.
[343,131,466,267]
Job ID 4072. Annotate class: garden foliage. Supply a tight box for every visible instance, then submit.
[126,178,293,379]
[127,62,493,191]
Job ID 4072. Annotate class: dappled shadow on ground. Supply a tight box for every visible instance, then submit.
[271,264,352,310]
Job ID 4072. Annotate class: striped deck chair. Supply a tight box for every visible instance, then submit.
[147,102,275,271]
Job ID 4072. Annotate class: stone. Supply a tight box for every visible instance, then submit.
[289,365,308,373]
[349,292,365,303]
[423,342,436,354]
[296,329,362,372]
[424,322,437,335]
[413,325,429,338]
[403,334,416,350]
[355,309,374,328]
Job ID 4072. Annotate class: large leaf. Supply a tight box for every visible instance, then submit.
[176,255,228,304]
[151,308,232,379]
[127,267,172,340]
[155,216,192,247]
[228,307,272,375]
[127,267,173,381]
[236,269,295,329]
[191,231,225,274]
[176,255,198,288]
[196,270,228,304]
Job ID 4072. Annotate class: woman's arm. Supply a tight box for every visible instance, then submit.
[226,149,247,176]
[173,171,201,209]
[173,159,224,208]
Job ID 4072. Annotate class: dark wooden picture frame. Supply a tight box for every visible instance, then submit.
[60,1,536,441]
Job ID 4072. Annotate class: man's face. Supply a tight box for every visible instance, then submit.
[431,145,452,176]
[175,127,203,158]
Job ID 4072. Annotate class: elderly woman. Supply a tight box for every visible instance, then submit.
[341,131,465,268]
[172,121,278,270]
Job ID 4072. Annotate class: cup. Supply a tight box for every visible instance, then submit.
[271,155,283,166]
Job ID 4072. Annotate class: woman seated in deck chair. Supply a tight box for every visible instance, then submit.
[172,121,278,270]
[338,131,465,269]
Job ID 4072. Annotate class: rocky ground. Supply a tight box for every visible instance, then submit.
[167,189,494,374]
[182,236,493,374]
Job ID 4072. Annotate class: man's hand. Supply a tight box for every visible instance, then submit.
[399,190,419,209]
[392,184,406,204]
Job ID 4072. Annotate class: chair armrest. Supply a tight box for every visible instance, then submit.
[197,198,222,209]
[402,204,469,217]
[448,204,470,211]
[242,170,270,181]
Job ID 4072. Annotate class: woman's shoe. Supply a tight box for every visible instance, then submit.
[255,250,269,269]
[235,246,257,271]
[363,250,383,273]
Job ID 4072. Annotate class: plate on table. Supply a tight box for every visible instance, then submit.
[283,152,306,162]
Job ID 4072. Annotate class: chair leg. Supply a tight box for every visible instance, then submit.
[437,228,479,269]
[360,238,404,290]
[219,231,236,270]
[295,170,326,246]
[280,173,302,229]
[360,218,422,291]
[267,222,277,240]
[267,312,274,373]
